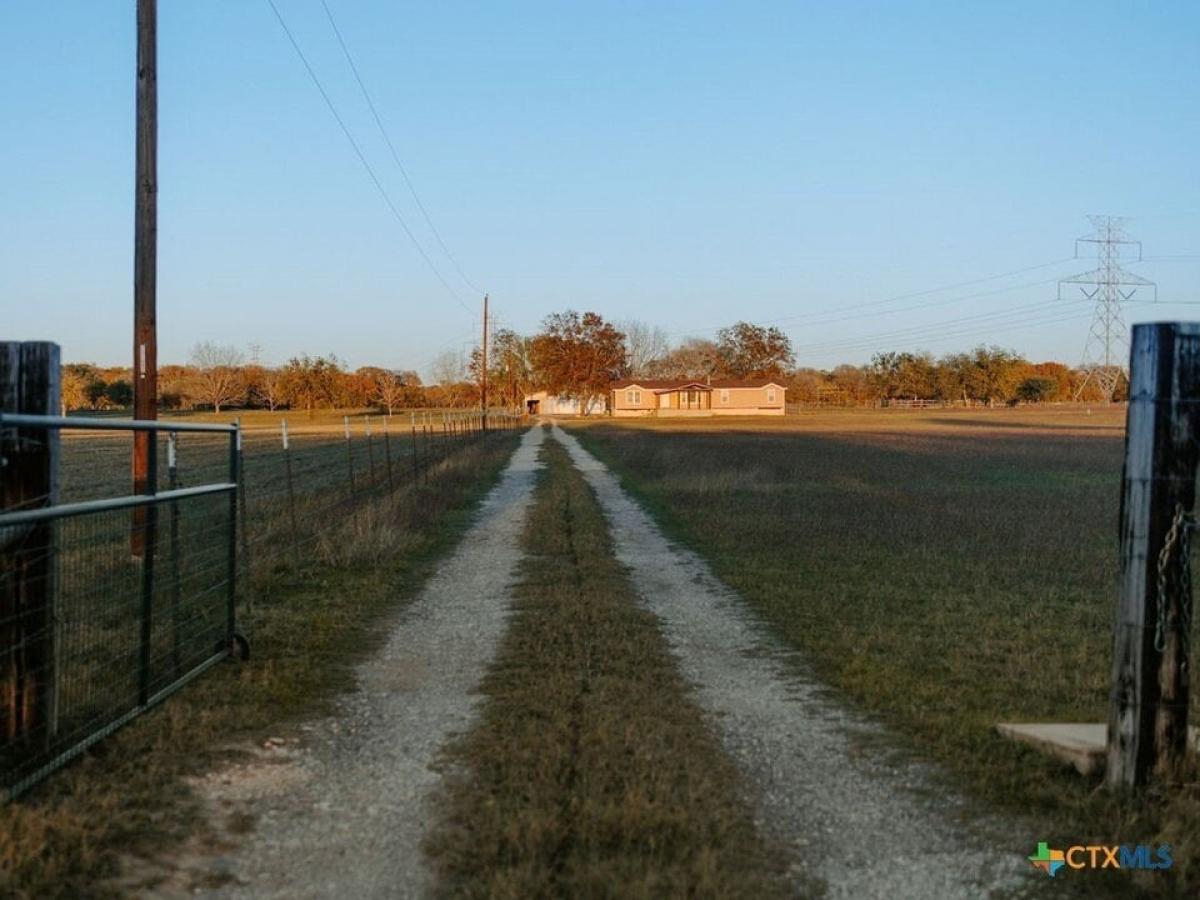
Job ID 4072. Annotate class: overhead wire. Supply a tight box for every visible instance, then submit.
[798,310,1096,361]
[791,296,1098,356]
[318,0,484,298]
[262,0,474,316]
[668,256,1079,339]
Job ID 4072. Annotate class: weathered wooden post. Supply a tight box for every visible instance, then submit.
[1,342,61,746]
[131,0,158,559]
[1108,322,1200,787]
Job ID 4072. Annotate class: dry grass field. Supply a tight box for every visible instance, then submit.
[566,405,1199,898]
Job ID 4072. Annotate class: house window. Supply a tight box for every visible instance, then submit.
[626,389,641,405]
[720,390,729,404]
[767,388,777,403]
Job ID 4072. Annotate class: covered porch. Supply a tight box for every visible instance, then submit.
[653,382,713,416]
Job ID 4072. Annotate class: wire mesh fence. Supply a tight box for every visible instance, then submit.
[1,415,238,801]
[1,408,523,800]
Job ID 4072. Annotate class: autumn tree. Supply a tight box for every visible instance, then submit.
[394,370,425,407]
[251,366,287,411]
[104,379,133,408]
[831,365,871,404]
[189,341,245,413]
[61,363,106,411]
[785,368,823,403]
[469,328,531,409]
[429,350,467,387]
[869,351,938,400]
[1029,362,1072,401]
[646,338,722,379]
[528,311,626,414]
[280,354,342,416]
[372,369,408,415]
[1015,376,1058,403]
[941,345,1026,406]
[715,322,794,377]
[619,319,670,377]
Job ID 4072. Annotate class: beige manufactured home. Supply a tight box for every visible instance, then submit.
[610,378,786,417]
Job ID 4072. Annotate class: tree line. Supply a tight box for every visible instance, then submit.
[62,344,436,415]
[61,316,1118,414]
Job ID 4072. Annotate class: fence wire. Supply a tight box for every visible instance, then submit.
[2,409,522,800]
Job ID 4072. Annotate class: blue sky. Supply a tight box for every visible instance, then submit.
[2,1,1197,376]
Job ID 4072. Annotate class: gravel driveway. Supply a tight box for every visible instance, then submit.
[170,425,546,899]
[552,424,1032,899]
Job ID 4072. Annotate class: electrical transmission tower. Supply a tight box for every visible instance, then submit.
[1060,215,1157,401]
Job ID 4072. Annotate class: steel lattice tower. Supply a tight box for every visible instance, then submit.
[1060,216,1157,401]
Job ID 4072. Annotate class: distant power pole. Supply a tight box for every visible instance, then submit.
[132,0,158,555]
[480,293,489,429]
[1060,216,1157,401]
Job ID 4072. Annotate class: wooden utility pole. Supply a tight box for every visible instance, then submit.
[132,0,158,553]
[480,293,489,430]
[1108,322,1200,787]
[1,342,61,745]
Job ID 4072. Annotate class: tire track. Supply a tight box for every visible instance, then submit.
[552,423,1030,899]
[167,426,545,899]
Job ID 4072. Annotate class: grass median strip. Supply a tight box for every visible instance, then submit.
[425,434,785,899]
[0,432,523,900]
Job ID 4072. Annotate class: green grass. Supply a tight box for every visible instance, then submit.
[0,429,524,899]
[425,433,787,899]
[565,407,1198,898]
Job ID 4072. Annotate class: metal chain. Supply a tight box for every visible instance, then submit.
[1155,503,1195,670]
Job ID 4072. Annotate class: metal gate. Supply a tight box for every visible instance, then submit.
[1,413,239,800]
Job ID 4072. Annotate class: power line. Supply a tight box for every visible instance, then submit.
[792,303,1086,355]
[263,0,474,316]
[798,309,1096,362]
[798,276,1066,330]
[667,256,1077,339]
[318,0,484,297]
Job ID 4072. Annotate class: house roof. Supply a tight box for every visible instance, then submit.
[611,377,787,390]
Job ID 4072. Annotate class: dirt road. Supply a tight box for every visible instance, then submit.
[170,426,546,899]
[157,423,1030,898]
[552,423,1030,899]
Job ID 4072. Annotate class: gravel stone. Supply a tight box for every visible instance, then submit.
[176,426,546,899]
[552,424,1033,899]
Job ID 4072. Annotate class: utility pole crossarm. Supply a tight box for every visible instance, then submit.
[1058,268,1156,287]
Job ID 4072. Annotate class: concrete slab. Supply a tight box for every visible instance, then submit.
[995,723,1200,776]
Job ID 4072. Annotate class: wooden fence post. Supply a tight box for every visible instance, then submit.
[1108,322,1200,787]
[1,341,61,746]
